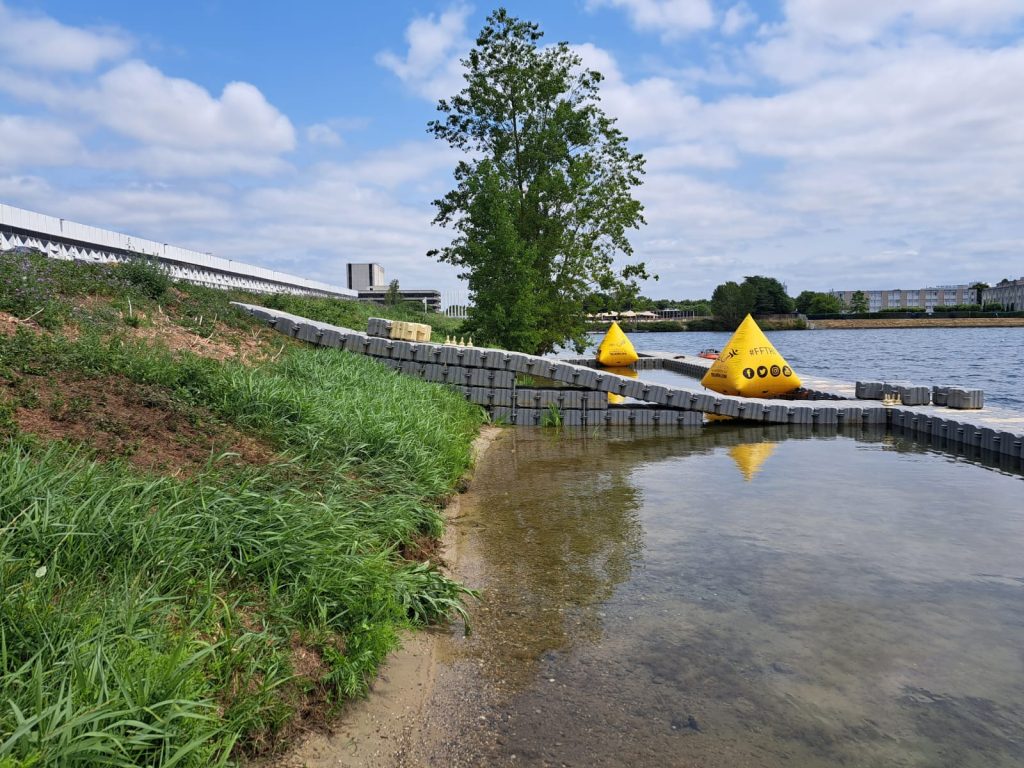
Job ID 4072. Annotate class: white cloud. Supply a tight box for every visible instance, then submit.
[347,140,460,189]
[306,123,343,147]
[0,57,296,177]
[571,43,701,142]
[782,0,1024,45]
[0,1,132,72]
[586,0,714,40]
[0,115,80,169]
[87,61,295,152]
[721,2,757,36]
[376,4,471,101]
[104,147,292,178]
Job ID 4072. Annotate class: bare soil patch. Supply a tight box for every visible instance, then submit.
[0,310,44,337]
[2,373,276,475]
[126,308,279,364]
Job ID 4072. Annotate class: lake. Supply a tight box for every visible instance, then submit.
[426,426,1024,767]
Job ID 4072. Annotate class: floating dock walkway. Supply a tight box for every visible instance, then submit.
[233,303,1024,465]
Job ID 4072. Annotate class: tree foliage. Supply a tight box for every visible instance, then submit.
[710,275,794,326]
[428,9,649,354]
[970,282,989,305]
[849,290,869,313]
[795,290,844,314]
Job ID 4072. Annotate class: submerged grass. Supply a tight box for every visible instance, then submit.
[0,252,485,766]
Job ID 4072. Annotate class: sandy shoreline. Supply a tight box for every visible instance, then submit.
[265,426,503,768]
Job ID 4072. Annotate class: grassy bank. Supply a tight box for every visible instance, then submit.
[0,252,484,766]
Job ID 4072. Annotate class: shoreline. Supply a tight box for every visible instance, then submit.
[265,426,504,768]
[808,317,1024,329]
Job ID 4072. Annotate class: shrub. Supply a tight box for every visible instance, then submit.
[118,257,173,299]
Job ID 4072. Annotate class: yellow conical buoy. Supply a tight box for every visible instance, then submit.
[700,315,801,397]
[596,321,639,367]
[729,442,777,481]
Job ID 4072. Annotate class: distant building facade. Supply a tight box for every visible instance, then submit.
[347,263,385,291]
[829,285,971,313]
[984,279,1024,311]
[345,262,442,311]
[357,287,442,312]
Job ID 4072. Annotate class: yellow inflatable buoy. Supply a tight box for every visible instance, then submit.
[700,314,801,397]
[600,365,637,404]
[596,321,638,367]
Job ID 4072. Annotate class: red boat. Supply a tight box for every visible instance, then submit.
[698,348,720,360]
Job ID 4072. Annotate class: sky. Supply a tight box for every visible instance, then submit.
[1,1,1022,302]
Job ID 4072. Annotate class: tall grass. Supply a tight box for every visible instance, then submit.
[0,295,485,764]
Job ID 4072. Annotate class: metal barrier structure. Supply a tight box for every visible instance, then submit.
[0,203,355,299]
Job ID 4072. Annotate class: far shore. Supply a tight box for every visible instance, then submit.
[588,316,1024,333]
[808,317,1024,329]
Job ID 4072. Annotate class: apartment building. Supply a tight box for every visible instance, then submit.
[829,285,971,312]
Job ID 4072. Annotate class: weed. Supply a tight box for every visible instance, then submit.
[541,403,563,428]
[118,257,172,299]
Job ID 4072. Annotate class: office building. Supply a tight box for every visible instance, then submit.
[347,263,385,291]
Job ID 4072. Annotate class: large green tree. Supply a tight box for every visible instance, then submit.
[849,290,869,313]
[428,9,649,354]
[795,290,844,314]
[710,275,793,326]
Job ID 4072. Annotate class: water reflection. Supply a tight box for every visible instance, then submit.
[445,429,652,687]
[728,441,777,481]
[438,427,1024,767]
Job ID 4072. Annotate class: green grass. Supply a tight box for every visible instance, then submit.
[0,252,486,765]
[0,250,461,341]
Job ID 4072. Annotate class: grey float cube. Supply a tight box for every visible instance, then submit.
[344,333,370,354]
[736,401,764,421]
[855,381,885,399]
[422,364,445,383]
[366,337,392,358]
[947,388,984,409]
[814,406,839,425]
[900,386,931,406]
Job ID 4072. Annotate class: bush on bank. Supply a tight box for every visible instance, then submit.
[0,252,485,766]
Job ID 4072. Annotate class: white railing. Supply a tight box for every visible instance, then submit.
[0,202,355,299]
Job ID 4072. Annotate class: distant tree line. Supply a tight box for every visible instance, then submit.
[585,274,1008,329]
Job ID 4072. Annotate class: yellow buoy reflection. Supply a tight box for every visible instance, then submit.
[601,365,637,404]
[729,442,777,482]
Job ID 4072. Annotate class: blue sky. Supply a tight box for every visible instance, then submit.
[1,1,1023,301]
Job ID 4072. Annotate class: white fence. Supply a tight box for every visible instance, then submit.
[0,203,355,299]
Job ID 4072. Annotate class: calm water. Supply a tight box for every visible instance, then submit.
[589,327,1024,409]
[433,427,1024,767]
